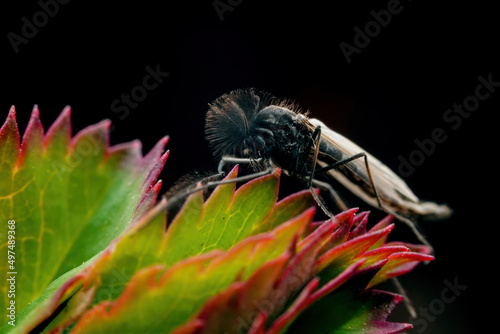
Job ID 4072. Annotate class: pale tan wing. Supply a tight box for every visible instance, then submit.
[307,118,451,218]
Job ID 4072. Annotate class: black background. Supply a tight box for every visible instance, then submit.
[3,1,497,333]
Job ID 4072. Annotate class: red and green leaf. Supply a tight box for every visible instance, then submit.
[1,107,435,334]
[0,107,167,332]
[64,201,314,333]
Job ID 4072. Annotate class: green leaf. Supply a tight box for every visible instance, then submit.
[1,106,436,334]
[66,201,314,333]
[0,107,167,331]
[39,164,313,332]
[72,167,314,306]
[162,166,281,264]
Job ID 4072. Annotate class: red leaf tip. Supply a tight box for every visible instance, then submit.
[0,106,20,153]
[8,105,16,118]
[158,135,169,146]
[2,106,17,129]
[44,106,72,146]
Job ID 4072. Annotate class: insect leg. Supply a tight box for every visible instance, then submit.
[303,126,334,218]
[165,159,273,213]
[382,207,434,254]
[307,126,322,188]
[313,152,382,208]
[314,153,433,252]
[218,156,264,174]
[307,135,428,321]
[392,277,418,319]
[310,178,349,212]
[313,152,422,317]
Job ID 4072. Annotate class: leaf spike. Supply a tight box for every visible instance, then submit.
[43,105,72,148]
[17,105,44,167]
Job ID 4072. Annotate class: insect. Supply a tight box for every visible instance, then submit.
[201,88,451,249]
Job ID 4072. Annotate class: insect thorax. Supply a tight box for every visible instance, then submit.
[268,113,315,178]
[233,107,315,177]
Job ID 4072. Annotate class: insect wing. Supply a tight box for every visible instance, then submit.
[306,118,449,218]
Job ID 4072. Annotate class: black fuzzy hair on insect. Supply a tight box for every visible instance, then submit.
[205,88,301,161]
